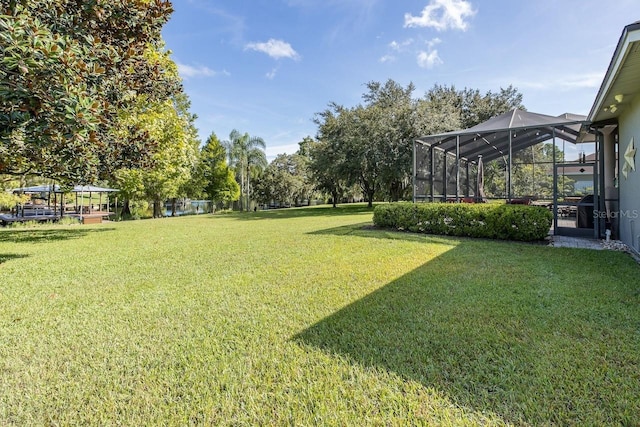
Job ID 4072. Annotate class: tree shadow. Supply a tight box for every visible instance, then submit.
[310,222,554,249]
[0,228,115,244]
[0,253,30,264]
[294,241,640,424]
[308,222,465,246]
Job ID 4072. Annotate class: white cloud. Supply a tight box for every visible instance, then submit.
[561,72,604,89]
[510,72,605,91]
[426,37,442,48]
[404,0,476,31]
[177,62,228,79]
[389,38,414,51]
[266,68,278,79]
[383,37,443,67]
[265,142,303,160]
[417,50,443,68]
[245,39,301,60]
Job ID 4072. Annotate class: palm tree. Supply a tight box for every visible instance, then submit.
[224,130,267,211]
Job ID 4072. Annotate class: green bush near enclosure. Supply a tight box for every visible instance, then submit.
[373,202,553,241]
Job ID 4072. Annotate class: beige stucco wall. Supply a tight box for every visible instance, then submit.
[618,95,640,252]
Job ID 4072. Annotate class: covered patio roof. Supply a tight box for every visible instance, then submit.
[415,109,589,163]
[12,185,118,193]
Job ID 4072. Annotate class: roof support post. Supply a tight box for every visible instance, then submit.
[552,129,558,234]
[465,160,470,197]
[412,140,417,203]
[531,145,536,196]
[443,150,448,201]
[456,135,460,202]
[508,131,513,201]
[430,145,435,201]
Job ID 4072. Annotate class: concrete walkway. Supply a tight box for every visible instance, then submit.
[549,236,606,250]
[549,235,640,263]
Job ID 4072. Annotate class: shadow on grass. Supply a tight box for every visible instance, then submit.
[0,228,115,244]
[220,204,376,221]
[294,241,640,425]
[0,253,29,264]
[308,222,464,246]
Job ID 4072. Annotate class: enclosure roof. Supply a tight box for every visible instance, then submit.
[12,185,118,193]
[72,185,119,193]
[415,109,588,163]
[11,185,59,193]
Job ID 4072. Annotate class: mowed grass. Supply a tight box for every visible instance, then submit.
[0,204,639,425]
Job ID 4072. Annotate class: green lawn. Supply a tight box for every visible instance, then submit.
[1,204,638,425]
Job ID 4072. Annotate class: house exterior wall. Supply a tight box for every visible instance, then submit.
[618,94,640,252]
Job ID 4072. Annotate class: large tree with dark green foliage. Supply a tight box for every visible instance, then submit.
[342,104,383,207]
[254,152,311,207]
[311,106,351,208]
[0,0,179,184]
[315,81,418,207]
[415,84,523,133]
[293,137,316,205]
[311,80,525,206]
[316,104,378,207]
[362,80,417,202]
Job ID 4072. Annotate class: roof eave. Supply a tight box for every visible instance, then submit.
[589,21,640,123]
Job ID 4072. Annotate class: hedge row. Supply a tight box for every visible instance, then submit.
[373,202,553,241]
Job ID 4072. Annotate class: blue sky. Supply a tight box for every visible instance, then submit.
[162,0,639,159]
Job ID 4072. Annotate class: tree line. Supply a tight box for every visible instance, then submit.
[253,81,527,208]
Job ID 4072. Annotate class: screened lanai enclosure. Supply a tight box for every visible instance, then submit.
[413,109,602,237]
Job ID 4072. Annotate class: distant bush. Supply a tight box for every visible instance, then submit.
[128,200,149,220]
[0,193,30,210]
[58,216,80,226]
[8,220,40,229]
[373,202,552,241]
